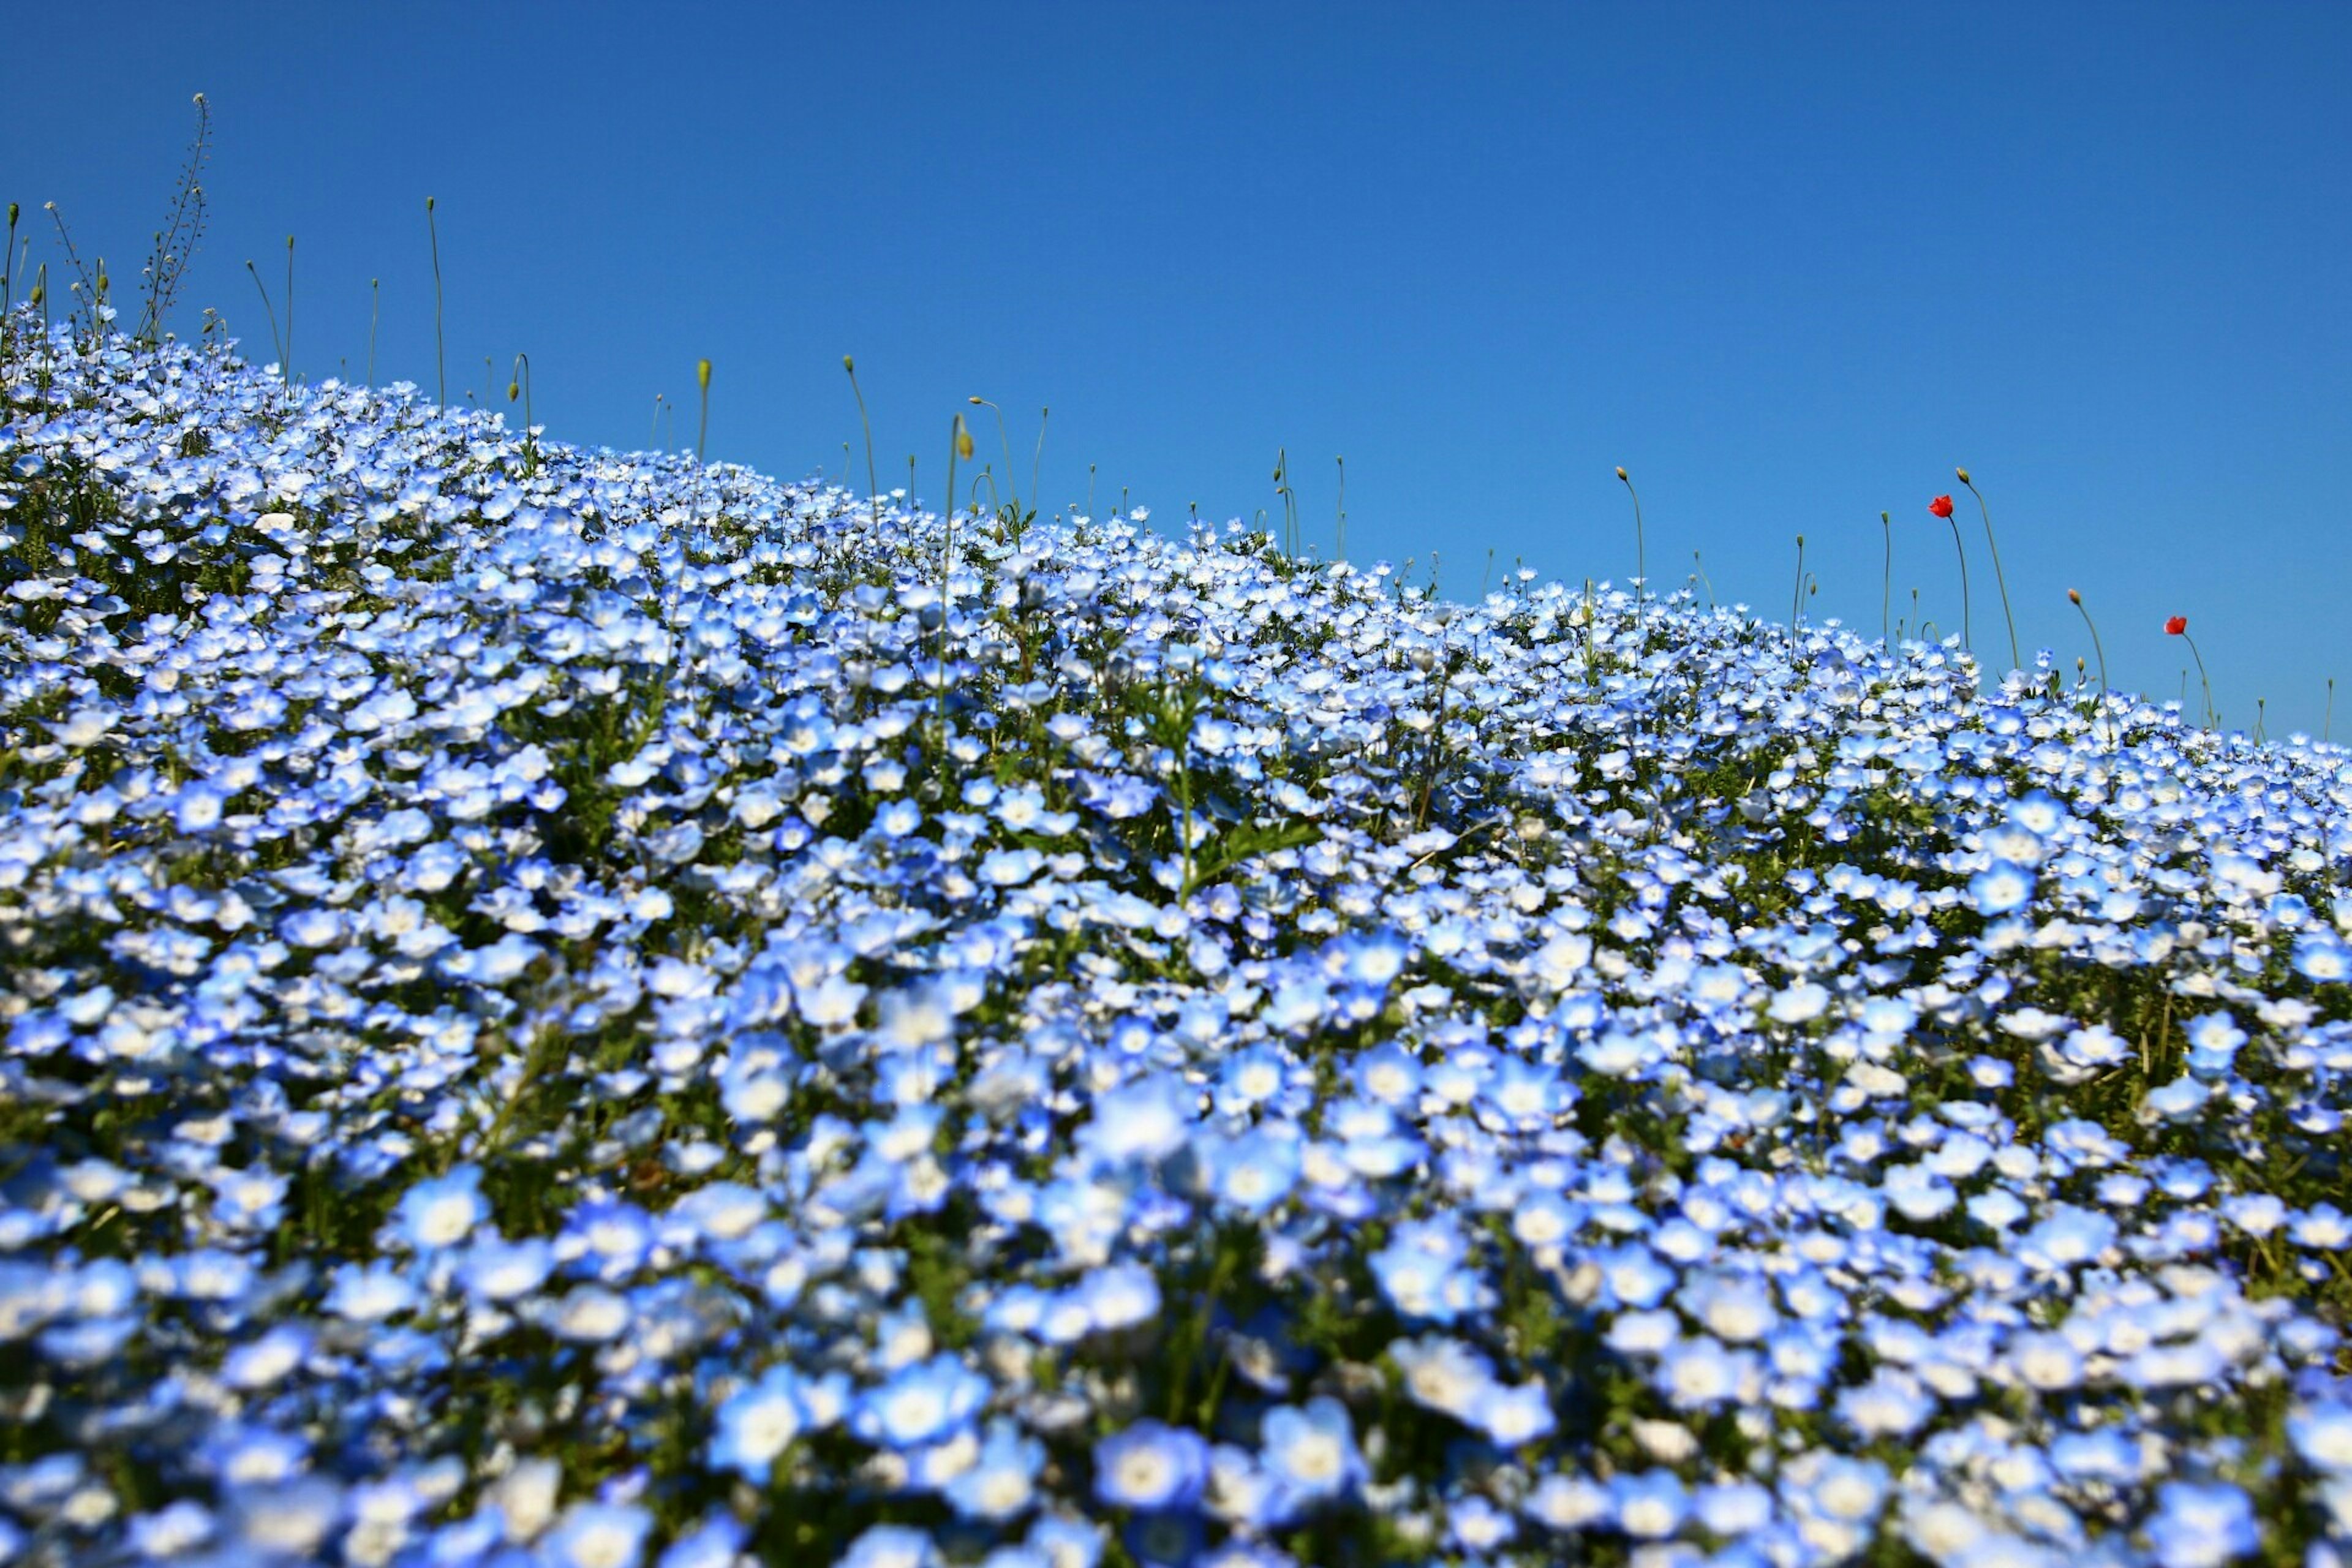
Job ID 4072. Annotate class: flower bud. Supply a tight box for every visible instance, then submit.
[1616,467,1629,482]
[1956,467,1971,484]
[697,358,711,391]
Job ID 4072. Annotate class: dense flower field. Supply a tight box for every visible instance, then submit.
[2,315,2350,1568]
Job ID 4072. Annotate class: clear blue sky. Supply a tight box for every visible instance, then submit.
[9,3,2348,736]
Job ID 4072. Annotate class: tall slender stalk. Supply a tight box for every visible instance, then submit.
[1336,455,1348,560]
[2068,588,2113,747]
[1617,466,1645,631]
[969,396,1014,503]
[1958,468,2021,671]
[1931,496,1972,654]
[244,259,284,376]
[938,414,973,746]
[2173,620,2211,728]
[509,352,536,473]
[1030,409,1048,544]
[844,357,881,531]
[366,279,379,388]
[425,197,445,407]
[1790,535,1806,656]
[135,94,211,349]
[691,358,712,524]
[1272,448,1297,560]
[969,396,1032,546]
[1879,511,1891,650]
[1,203,18,355]
[696,358,712,465]
[2180,629,2215,729]
[284,235,295,386]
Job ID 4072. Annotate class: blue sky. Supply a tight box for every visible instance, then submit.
[9,3,2348,734]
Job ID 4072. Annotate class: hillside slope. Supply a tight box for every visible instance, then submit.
[4,320,2350,1567]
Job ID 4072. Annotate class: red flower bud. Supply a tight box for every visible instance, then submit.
[1928,495,1955,519]
[2165,616,2188,636]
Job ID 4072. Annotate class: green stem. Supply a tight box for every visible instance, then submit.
[1961,476,2021,673]
[2068,590,2112,748]
[1879,511,1891,650]
[844,358,882,532]
[2183,631,2215,729]
[426,197,445,409]
[1942,514,1972,656]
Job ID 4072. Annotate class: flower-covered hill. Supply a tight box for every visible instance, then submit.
[2,317,2350,1568]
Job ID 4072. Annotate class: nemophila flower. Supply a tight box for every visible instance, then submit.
[709,1365,814,1480]
[1613,1471,1689,1539]
[456,1235,556,1303]
[851,1354,990,1449]
[1078,1074,1193,1164]
[1390,1334,1497,1422]
[321,1261,417,1324]
[387,1165,488,1253]
[1447,1493,1517,1554]
[658,1514,748,1568]
[1257,1398,1365,1504]
[540,1502,653,1568]
[837,1523,941,1568]
[1969,862,2036,917]
[1209,1126,1300,1213]
[1123,1509,1204,1568]
[1475,1378,1559,1447]
[2143,1482,2258,1568]
[2288,1403,2352,1472]
[946,1420,1047,1522]
[2293,932,2351,983]
[1835,1368,1936,1439]
[2292,1204,2352,1250]
[1094,1421,1210,1511]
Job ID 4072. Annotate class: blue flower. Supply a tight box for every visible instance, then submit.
[850,1354,990,1450]
[1969,862,2035,917]
[1094,1420,1210,1511]
[1079,1074,1193,1165]
[2144,1482,2258,1568]
[387,1164,489,1253]
[836,1523,940,1568]
[540,1503,653,1568]
[1212,1127,1300,1214]
[944,1420,1046,1521]
[1258,1397,1365,1504]
[709,1365,813,1480]
[658,1514,749,1568]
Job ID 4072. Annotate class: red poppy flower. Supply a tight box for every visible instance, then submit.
[1929,495,1955,519]
[2165,616,2188,636]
